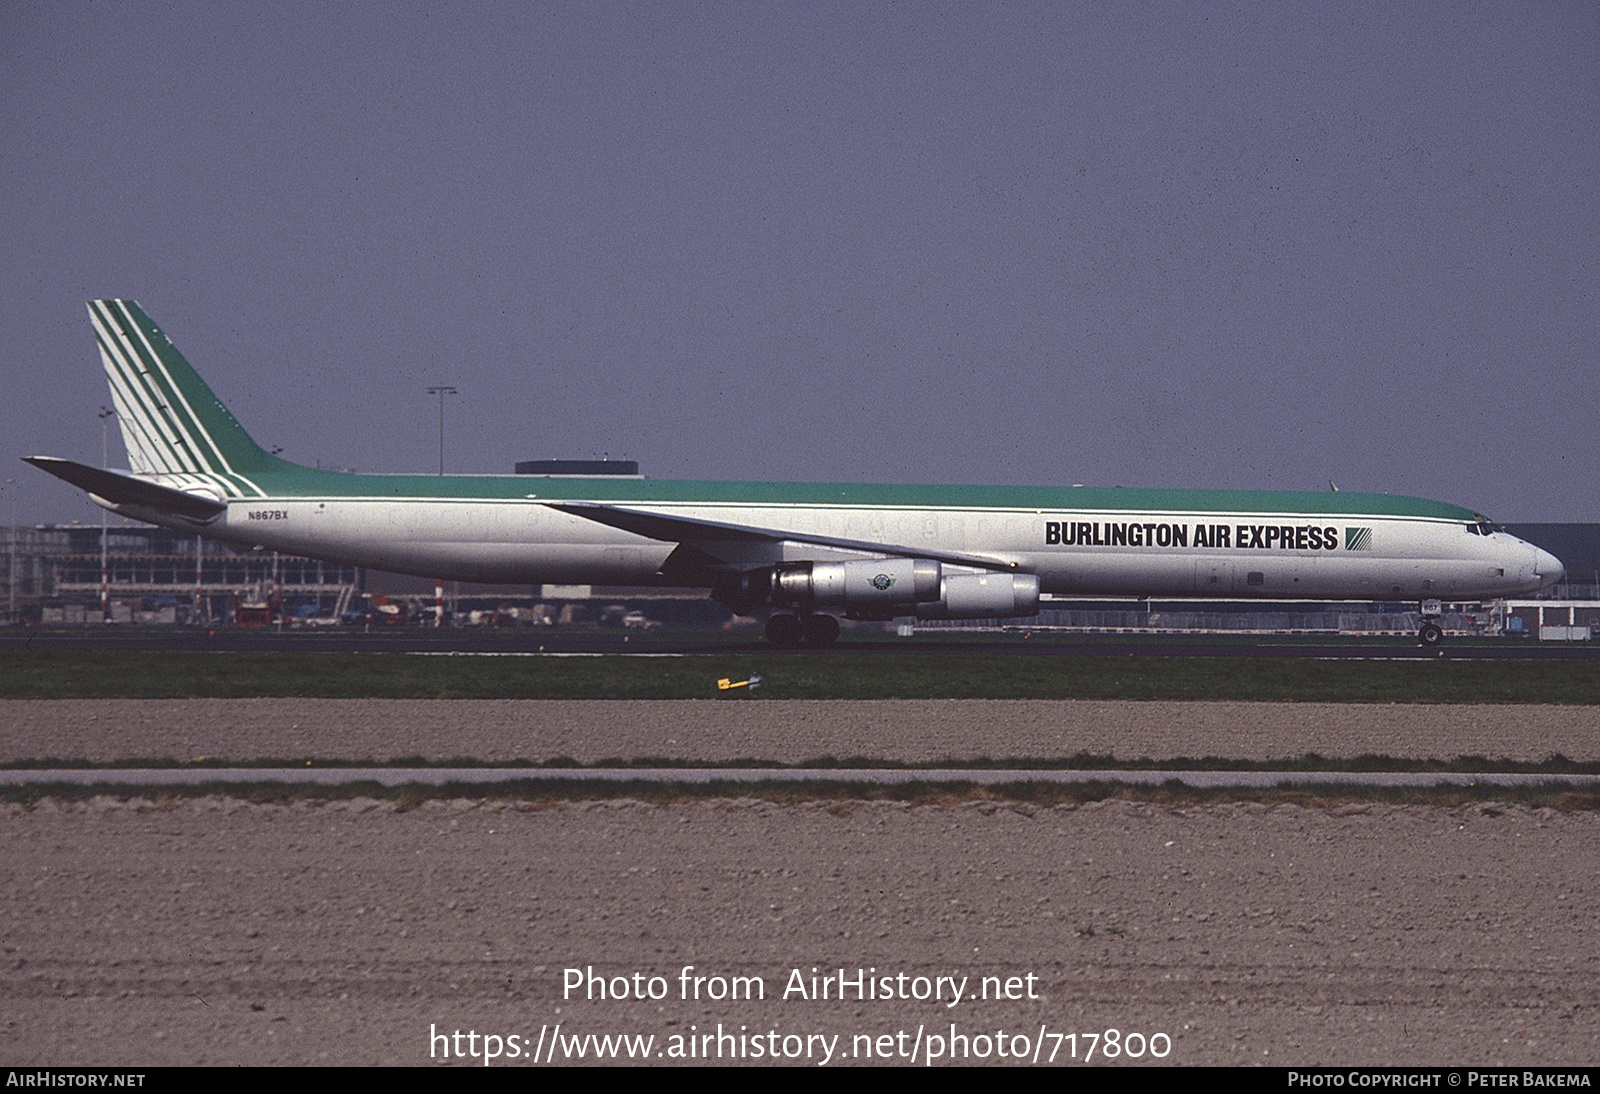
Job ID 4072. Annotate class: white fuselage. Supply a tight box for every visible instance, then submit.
[198,491,1554,602]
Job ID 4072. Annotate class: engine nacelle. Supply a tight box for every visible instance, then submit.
[916,573,1041,619]
[767,558,942,609]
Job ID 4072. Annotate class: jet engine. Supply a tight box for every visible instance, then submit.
[917,573,1040,619]
[758,558,943,611]
[728,560,1039,621]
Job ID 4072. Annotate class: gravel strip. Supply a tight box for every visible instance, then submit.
[3,795,1596,1066]
[5,699,1597,1067]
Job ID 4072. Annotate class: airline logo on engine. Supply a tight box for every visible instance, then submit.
[870,573,896,590]
[1044,520,1351,551]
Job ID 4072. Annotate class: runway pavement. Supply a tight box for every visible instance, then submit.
[6,699,1600,765]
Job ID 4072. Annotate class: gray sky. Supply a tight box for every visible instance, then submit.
[5,1,1597,524]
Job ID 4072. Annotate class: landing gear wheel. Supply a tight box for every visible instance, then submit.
[802,613,841,646]
[765,613,804,647]
[1418,622,1444,647]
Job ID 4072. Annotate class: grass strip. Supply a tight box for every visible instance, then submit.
[1,650,1596,702]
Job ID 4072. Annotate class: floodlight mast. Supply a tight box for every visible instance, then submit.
[427,385,458,475]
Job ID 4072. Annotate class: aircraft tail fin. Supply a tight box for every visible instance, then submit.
[88,300,286,490]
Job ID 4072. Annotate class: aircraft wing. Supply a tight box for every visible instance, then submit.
[546,501,1018,572]
[23,457,227,522]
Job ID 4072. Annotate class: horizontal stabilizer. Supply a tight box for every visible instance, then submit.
[547,501,1015,572]
[23,457,227,522]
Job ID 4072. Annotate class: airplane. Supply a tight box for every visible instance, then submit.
[26,300,1565,646]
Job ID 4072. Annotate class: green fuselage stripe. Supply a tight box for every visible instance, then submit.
[223,470,1478,523]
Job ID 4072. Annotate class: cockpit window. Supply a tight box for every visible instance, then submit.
[1468,514,1502,536]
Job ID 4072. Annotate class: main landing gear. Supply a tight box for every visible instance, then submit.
[1417,599,1444,647]
[764,612,841,647]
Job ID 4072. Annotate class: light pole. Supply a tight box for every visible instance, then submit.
[5,478,15,625]
[99,408,116,621]
[425,386,457,628]
[427,386,458,475]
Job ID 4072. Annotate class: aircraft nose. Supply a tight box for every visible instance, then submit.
[1534,547,1565,589]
